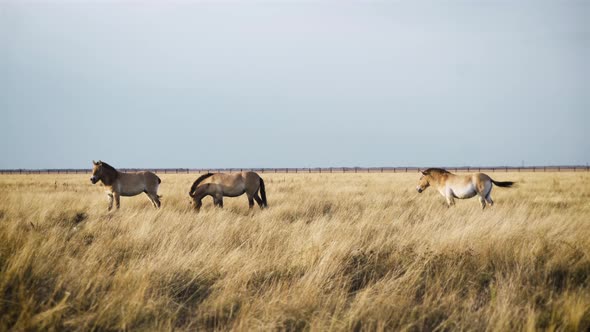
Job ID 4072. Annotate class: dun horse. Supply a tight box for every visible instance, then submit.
[189,172,267,211]
[416,168,514,209]
[90,160,161,210]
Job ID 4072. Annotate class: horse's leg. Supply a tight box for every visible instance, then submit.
[446,197,455,207]
[253,193,264,209]
[107,193,114,211]
[485,194,494,206]
[478,196,486,210]
[444,188,455,207]
[114,192,121,209]
[476,181,489,210]
[146,192,160,209]
[150,195,159,208]
[247,193,254,209]
[213,195,224,208]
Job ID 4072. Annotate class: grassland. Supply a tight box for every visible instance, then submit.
[0,172,589,331]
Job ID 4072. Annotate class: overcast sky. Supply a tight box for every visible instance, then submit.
[1,1,588,169]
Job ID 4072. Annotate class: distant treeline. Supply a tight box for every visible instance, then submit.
[0,166,588,174]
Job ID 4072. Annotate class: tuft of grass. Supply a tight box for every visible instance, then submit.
[0,172,589,330]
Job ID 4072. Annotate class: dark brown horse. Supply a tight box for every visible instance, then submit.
[189,172,267,211]
[90,160,161,210]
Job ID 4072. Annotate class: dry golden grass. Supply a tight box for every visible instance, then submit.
[0,172,589,331]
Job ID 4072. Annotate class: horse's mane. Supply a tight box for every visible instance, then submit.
[189,173,214,197]
[98,161,118,183]
[100,161,117,174]
[423,168,450,175]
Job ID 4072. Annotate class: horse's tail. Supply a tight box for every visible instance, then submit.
[491,179,515,188]
[259,177,267,208]
[156,176,162,198]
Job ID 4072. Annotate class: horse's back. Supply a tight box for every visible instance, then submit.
[117,171,160,196]
[242,171,260,181]
[450,173,491,185]
[218,172,261,196]
[473,172,492,182]
[139,171,160,183]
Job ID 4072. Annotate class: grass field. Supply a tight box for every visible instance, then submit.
[0,172,589,331]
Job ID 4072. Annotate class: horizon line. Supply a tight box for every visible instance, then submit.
[1,165,588,174]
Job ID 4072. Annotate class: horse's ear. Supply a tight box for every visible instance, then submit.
[98,160,102,164]
[92,160,97,165]
[421,170,427,175]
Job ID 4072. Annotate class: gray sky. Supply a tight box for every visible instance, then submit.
[1,1,588,169]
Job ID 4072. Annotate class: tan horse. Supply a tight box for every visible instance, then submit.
[189,172,267,211]
[416,168,514,209]
[90,160,161,210]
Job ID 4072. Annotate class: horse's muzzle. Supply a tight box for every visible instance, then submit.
[416,187,423,193]
[90,177,98,184]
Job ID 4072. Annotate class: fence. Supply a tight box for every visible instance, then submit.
[0,166,588,175]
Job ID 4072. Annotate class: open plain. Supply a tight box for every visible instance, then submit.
[0,172,589,331]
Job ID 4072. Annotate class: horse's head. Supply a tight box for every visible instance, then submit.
[416,170,431,193]
[90,160,103,184]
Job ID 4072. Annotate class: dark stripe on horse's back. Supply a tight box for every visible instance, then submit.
[189,173,214,196]
[424,168,450,175]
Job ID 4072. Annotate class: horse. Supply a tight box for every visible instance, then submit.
[416,168,514,209]
[189,172,267,211]
[90,160,161,210]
